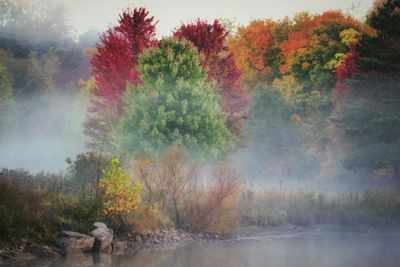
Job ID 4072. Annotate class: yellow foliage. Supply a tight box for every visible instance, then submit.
[340,28,362,47]
[326,53,347,70]
[99,159,143,221]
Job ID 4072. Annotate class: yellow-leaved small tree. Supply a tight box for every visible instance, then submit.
[99,158,143,228]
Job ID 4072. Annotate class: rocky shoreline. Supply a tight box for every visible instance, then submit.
[124,228,226,249]
[0,224,227,265]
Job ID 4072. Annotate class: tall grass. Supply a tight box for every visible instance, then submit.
[238,187,400,228]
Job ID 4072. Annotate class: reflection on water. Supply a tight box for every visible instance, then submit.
[22,232,400,267]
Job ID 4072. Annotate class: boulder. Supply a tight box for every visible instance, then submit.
[91,222,113,252]
[93,222,108,229]
[135,234,142,244]
[55,231,95,255]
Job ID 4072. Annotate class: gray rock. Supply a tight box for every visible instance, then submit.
[55,231,95,255]
[135,235,142,244]
[172,235,181,242]
[91,222,113,252]
[93,222,108,229]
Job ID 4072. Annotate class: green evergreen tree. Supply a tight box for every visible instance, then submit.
[118,39,231,158]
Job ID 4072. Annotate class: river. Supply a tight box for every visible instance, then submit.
[6,231,400,267]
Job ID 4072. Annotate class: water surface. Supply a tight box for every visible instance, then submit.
[14,232,400,267]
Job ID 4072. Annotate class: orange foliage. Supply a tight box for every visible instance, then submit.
[281,11,376,71]
[228,19,276,86]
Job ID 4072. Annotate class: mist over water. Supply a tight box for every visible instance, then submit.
[25,232,400,267]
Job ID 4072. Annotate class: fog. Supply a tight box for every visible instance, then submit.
[25,232,400,267]
[0,0,398,188]
[1,2,399,266]
[0,90,88,172]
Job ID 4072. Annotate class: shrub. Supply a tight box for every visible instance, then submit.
[99,159,144,230]
[66,151,111,193]
[132,148,241,234]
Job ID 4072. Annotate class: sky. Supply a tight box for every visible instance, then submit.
[60,0,375,37]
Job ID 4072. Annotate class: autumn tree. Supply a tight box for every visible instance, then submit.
[174,20,249,137]
[118,38,231,158]
[228,19,278,87]
[333,0,400,181]
[99,158,143,228]
[87,8,158,151]
[269,12,376,147]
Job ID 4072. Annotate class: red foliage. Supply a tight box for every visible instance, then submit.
[281,30,309,58]
[210,54,250,135]
[91,8,158,112]
[174,20,249,136]
[86,8,157,149]
[336,50,359,81]
[335,49,359,93]
[173,20,228,57]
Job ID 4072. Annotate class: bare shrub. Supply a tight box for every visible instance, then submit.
[132,147,241,233]
[184,164,241,233]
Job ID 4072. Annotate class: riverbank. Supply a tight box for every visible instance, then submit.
[2,224,400,266]
[0,228,225,265]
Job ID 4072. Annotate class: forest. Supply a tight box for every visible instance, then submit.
[0,0,399,249]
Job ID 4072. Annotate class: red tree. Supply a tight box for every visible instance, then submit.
[174,20,249,136]
[86,8,158,150]
[91,8,157,111]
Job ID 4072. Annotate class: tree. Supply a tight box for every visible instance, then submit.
[0,60,12,102]
[360,0,400,72]
[0,0,73,54]
[228,19,277,87]
[332,0,400,181]
[99,158,143,228]
[174,20,249,137]
[87,8,158,151]
[0,59,17,138]
[238,86,318,181]
[118,38,231,158]
[336,76,400,180]
[91,7,157,111]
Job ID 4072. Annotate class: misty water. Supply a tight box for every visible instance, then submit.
[21,232,400,267]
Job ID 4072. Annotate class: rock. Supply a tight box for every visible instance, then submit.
[172,235,181,242]
[93,222,108,229]
[91,222,113,252]
[0,252,13,260]
[135,235,142,244]
[27,245,59,258]
[56,231,95,255]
